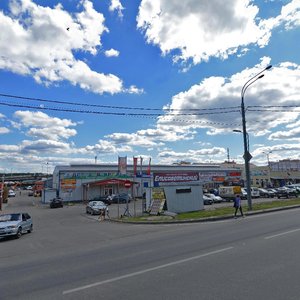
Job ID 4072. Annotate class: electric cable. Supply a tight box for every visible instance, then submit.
[0,100,240,116]
[0,92,240,112]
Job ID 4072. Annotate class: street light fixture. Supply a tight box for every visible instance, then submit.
[263,151,272,166]
[233,130,249,152]
[240,65,272,210]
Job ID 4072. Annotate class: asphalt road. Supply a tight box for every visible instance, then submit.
[1,194,300,299]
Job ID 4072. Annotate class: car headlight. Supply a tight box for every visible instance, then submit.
[7,225,17,229]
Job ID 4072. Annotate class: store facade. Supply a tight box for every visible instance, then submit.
[51,163,242,203]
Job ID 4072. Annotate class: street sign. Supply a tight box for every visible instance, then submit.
[124,180,131,188]
[243,151,252,162]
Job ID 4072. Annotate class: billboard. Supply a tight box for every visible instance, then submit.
[118,156,127,175]
[153,172,199,187]
[60,179,76,190]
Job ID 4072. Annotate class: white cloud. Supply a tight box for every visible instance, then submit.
[81,139,132,155]
[158,58,300,141]
[14,110,77,141]
[109,0,124,18]
[253,143,300,161]
[0,0,139,94]
[0,144,19,152]
[105,132,163,148]
[126,85,144,94]
[157,147,226,164]
[104,124,196,149]
[137,0,300,66]
[104,48,120,57]
[14,110,76,128]
[20,139,71,154]
[269,127,300,140]
[27,127,77,141]
[0,127,9,134]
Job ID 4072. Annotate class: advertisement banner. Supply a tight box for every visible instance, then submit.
[149,187,166,215]
[118,156,127,175]
[133,157,138,175]
[153,172,199,187]
[60,179,76,190]
[147,157,151,175]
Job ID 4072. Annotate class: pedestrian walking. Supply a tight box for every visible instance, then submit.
[98,208,105,221]
[233,194,244,218]
[106,207,110,220]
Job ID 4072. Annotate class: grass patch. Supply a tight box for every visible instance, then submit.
[176,198,300,220]
[123,198,300,222]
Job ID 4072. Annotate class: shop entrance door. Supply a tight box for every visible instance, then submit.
[104,185,113,196]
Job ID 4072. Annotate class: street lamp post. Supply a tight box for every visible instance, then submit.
[240,65,272,210]
[263,151,272,166]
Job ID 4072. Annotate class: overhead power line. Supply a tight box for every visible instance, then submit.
[249,105,300,108]
[248,109,300,112]
[0,101,241,126]
[0,92,239,112]
[0,100,240,116]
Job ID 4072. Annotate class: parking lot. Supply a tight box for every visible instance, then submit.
[2,190,300,300]
[2,191,294,222]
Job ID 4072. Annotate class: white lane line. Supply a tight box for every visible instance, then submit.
[265,228,300,240]
[62,246,233,295]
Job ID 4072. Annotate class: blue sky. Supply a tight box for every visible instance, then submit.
[0,0,300,173]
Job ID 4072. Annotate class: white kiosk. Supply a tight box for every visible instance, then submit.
[148,172,203,213]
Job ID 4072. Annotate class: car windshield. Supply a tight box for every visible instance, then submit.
[0,213,21,222]
[89,201,105,206]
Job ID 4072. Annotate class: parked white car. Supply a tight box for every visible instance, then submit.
[8,190,16,197]
[203,195,213,205]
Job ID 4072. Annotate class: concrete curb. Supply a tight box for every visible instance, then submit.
[109,204,300,225]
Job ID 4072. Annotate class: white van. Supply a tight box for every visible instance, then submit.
[243,187,260,198]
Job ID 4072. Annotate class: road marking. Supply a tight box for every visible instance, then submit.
[62,246,233,295]
[265,228,300,240]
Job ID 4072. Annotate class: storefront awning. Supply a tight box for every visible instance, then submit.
[86,178,136,186]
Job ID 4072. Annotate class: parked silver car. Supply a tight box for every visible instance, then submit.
[86,201,108,215]
[204,193,224,203]
[0,213,33,239]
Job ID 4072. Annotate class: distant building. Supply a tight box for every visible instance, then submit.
[222,159,300,188]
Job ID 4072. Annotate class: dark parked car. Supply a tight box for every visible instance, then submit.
[110,193,131,204]
[258,188,275,198]
[92,195,112,205]
[50,197,64,208]
[0,213,33,239]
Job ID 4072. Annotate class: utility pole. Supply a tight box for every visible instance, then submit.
[0,174,4,211]
[241,65,272,210]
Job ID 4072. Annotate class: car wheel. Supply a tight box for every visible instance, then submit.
[27,224,33,233]
[15,227,22,239]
